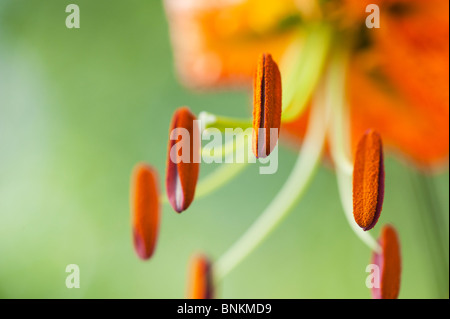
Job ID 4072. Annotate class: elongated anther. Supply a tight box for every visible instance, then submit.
[187,253,213,299]
[166,107,200,213]
[252,53,282,158]
[353,129,385,231]
[131,163,160,260]
[371,225,402,299]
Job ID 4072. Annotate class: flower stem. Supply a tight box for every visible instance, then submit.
[213,81,330,281]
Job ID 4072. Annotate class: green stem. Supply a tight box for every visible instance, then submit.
[213,80,330,281]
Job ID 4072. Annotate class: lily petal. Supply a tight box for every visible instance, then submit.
[164,0,300,88]
[165,0,449,167]
[347,0,449,167]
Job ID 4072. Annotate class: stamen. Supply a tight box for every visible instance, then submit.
[187,253,214,299]
[371,225,402,299]
[353,130,385,231]
[214,80,330,281]
[252,53,282,158]
[327,50,381,252]
[131,163,160,260]
[166,107,200,213]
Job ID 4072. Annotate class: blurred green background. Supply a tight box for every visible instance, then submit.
[0,0,448,298]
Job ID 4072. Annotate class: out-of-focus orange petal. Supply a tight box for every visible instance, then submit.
[283,1,449,167]
[165,0,449,167]
[347,0,449,167]
[131,163,160,260]
[372,224,402,299]
[187,253,213,299]
[347,52,449,167]
[164,0,301,88]
[166,107,200,213]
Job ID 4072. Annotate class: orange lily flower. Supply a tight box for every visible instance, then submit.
[130,0,448,298]
[164,0,449,167]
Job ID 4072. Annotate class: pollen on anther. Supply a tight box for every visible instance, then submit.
[252,53,282,159]
[353,129,385,231]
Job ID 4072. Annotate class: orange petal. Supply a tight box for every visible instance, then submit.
[277,1,449,167]
[131,163,160,260]
[164,0,300,88]
[372,225,402,299]
[187,253,213,299]
[353,130,385,231]
[347,0,449,167]
[166,107,200,213]
[252,53,282,158]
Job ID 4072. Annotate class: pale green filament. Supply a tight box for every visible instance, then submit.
[201,132,250,162]
[213,82,331,281]
[326,50,381,253]
[194,162,248,200]
[200,111,252,132]
[281,23,332,121]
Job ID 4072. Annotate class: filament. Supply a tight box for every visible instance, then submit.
[326,50,381,253]
[213,80,331,281]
